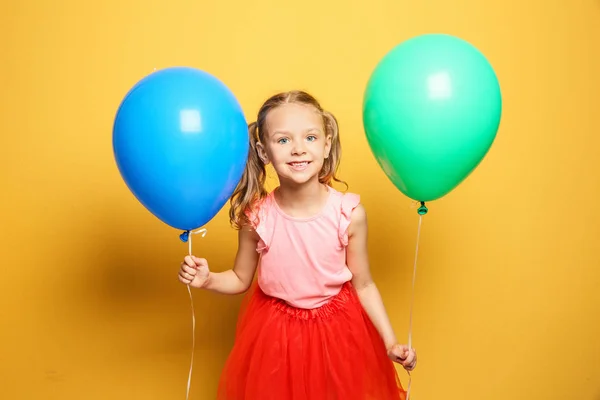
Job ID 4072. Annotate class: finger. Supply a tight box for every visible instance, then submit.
[182,265,197,275]
[178,273,191,284]
[179,270,194,282]
[193,257,208,267]
[403,350,417,368]
[184,256,196,268]
[396,344,409,359]
[184,270,195,280]
[388,346,403,360]
[390,350,404,363]
[397,349,408,361]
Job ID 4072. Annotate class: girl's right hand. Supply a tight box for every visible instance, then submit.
[178,255,210,288]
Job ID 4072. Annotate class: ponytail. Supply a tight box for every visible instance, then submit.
[229,122,268,229]
[319,111,347,190]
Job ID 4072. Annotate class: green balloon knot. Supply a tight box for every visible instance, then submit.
[417,201,428,215]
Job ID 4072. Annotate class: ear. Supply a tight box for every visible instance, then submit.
[324,134,332,159]
[256,141,270,164]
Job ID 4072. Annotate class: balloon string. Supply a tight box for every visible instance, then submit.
[186,228,207,400]
[405,213,423,400]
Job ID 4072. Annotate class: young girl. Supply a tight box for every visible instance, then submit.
[178,90,416,400]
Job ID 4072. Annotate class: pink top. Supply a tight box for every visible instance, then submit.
[248,186,361,309]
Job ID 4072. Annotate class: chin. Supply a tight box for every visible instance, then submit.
[278,172,320,187]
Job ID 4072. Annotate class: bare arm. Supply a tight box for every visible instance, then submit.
[346,204,398,348]
[346,204,417,371]
[203,225,260,295]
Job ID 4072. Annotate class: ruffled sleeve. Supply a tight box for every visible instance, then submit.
[245,195,274,253]
[338,192,361,247]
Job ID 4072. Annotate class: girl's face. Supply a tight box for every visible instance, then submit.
[258,103,332,187]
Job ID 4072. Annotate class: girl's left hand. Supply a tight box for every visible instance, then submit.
[387,344,417,371]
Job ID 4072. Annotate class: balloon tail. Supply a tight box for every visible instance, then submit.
[184,228,207,400]
[405,212,424,400]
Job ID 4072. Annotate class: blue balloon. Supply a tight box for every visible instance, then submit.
[113,67,249,234]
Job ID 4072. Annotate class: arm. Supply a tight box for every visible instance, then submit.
[346,204,398,349]
[203,225,260,295]
[346,205,417,371]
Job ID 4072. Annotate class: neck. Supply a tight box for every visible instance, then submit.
[275,178,329,216]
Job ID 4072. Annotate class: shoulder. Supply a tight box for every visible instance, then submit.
[244,192,274,224]
[238,222,261,243]
[349,203,367,222]
[329,186,361,209]
[348,203,367,236]
[244,191,276,252]
[332,186,366,245]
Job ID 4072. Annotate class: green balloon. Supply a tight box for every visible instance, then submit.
[363,34,502,203]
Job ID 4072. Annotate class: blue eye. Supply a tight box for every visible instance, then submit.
[306,135,317,142]
[278,138,289,144]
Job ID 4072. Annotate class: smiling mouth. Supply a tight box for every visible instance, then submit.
[287,161,311,170]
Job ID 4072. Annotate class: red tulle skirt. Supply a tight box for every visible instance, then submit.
[217,282,406,400]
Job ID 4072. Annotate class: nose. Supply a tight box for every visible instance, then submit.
[291,141,306,156]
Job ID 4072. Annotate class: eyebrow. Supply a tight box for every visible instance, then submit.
[271,127,322,136]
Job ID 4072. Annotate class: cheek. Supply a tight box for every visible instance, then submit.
[266,148,285,164]
[312,144,328,158]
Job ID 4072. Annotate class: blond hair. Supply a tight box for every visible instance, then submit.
[229,90,347,229]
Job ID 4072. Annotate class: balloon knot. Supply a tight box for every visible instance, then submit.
[417,202,428,215]
[179,231,190,242]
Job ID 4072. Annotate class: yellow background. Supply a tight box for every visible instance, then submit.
[2,0,599,399]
